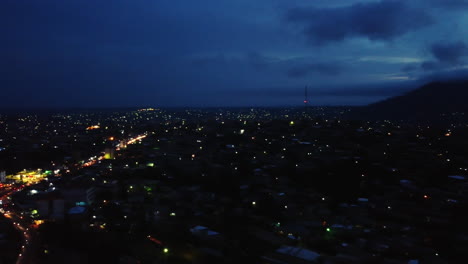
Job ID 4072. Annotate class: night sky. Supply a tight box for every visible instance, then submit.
[1,0,468,107]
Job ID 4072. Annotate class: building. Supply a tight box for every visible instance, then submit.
[0,171,5,183]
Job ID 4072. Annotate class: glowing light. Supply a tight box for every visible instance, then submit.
[163,248,169,254]
[86,125,100,130]
[148,235,163,245]
[33,220,44,227]
[326,228,331,232]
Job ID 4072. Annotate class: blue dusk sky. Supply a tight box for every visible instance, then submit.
[1,0,468,107]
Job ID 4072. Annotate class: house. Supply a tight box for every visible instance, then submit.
[263,246,320,264]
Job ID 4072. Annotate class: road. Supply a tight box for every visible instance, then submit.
[0,187,36,264]
[1,133,148,264]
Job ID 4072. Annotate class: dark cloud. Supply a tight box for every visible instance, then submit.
[420,41,468,71]
[0,0,465,107]
[287,63,342,78]
[190,54,230,67]
[420,61,441,71]
[286,1,433,45]
[430,41,468,64]
[426,0,468,8]
[246,52,272,70]
[401,64,419,72]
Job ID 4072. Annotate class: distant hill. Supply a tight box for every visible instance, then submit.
[351,80,468,121]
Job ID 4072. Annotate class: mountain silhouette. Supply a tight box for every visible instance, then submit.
[351,80,468,121]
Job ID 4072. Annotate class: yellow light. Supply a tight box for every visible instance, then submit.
[33,220,44,226]
[163,248,169,253]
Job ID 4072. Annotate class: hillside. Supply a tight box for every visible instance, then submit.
[352,80,468,121]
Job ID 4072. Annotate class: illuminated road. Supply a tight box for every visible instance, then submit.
[0,133,148,264]
[11,213,35,264]
[0,189,35,264]
[6,170,48,186]
[83,134,148,167]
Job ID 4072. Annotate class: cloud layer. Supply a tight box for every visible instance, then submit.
[286,1,433,45]
[287,63,343,78]
[420,41,468,71]
[431,42,468,64]
[0,0,467,107]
